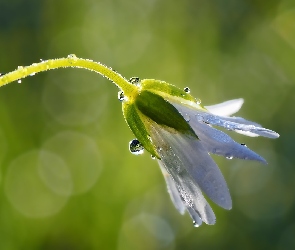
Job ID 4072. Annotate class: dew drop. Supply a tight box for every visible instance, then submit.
[157,147,163,152]
[151,155,156,160]
[118,91,125,101]
[226,155,233,160]
[129,139,144,155]
[67,54,78,64]
[184,87,190,93]
[17,79,22,84]
[241,143,247,147]
[193,220,200,228]
[183,113,190,122]
[40,59,43,62]
[129,77,140,86]
[17,66,24,70]
[195,98,201,105]
[30,72,36,76]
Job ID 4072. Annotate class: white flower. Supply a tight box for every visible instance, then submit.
[122,79,279,227]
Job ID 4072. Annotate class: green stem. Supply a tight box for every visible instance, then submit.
[0,54,137,97]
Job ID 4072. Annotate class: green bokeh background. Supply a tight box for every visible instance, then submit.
[0,0,294,249]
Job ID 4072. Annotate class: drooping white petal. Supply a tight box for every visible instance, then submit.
[205,98,244,117]
[234,130,259,137]
[197,112,279,138]
[158,161,203,227]
[193,122,267,163]
[186,206,202,227]
[150,124,216,224]
[159,161,186,215]
[149,122,231,223]
[172,102,279,139]
[174,105,267,163]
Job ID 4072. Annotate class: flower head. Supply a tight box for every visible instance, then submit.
[122,78,279,227]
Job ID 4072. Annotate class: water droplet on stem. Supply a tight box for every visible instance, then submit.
[67,54,78,64]
[118,91,125,101]
[129,77,140,86]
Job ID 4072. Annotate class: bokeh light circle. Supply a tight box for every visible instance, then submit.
[42,131,102,195]
[5,150,70,218]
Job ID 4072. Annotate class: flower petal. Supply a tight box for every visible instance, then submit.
[172,102,279,139]
[193,122,267,163]
[149,122,232,212]
[205,98,244,117]
[158,161,186,215]
[150,125,216,224]
[174,106,267,163]
[186,206,203,227]
[198,113,279,138]
[158,161,203,226]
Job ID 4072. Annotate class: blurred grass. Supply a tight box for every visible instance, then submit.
[0,0,294,249]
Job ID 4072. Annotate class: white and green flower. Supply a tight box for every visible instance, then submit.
[0,56,279,227]
[123,79,279,227]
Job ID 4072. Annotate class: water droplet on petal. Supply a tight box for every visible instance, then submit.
[129,77,140,86]
[183,113,190,122]
[241,143,247,147]
[17,66,24,70]
[17,79,22,84]
[226,155,233,160]
[184,87,190,93]
[118,91,125,101]
[129,139,144,155]
[30,72,36,76]
[193,220,200,227]
[151,155,156,160]
[40,59,43,62]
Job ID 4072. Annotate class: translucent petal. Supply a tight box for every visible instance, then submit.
[205,98,244,117]
[195,122,266,163]
[197,112,279,138]
[158,161,186,215]
[150,124,216,225]
[186,206,202,227]
[150,122,231,209]
[177,107,267,163]
[235,130,259,137]
[159,160,203,226]
[173,102,279,139]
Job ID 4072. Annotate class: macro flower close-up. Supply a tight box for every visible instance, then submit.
[1,1,293,248]
[122,79,279,227]
[0,58,280,228]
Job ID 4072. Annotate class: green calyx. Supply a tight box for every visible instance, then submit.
[122,79,199,159]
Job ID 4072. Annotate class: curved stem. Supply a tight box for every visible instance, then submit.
[0,54,137,97]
